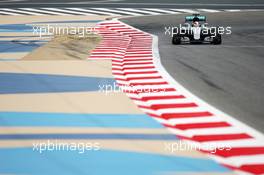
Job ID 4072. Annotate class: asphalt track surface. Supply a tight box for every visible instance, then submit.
[121,11,264,133]
[1,0,264,9]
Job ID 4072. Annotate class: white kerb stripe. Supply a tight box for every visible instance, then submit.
[91,8,142,16]
[197,138,264,147]
[137,91,182,97]
[169,126,244,136]
[0,9,22,15]
[41,8,93,15]
[155,116,224,125]
[0,8,44,15]
[113,60,153,65]
[141,106,210,115]
[210,154,264,167]
[166,127,241,138]
[132,98,191,106]
[66,8,118,15]
[119,85,174,93]
[112,64,154,69]
[112,68,157,73]
[116,8,160,15]
[19,8,70,15]
[114,73,160,79]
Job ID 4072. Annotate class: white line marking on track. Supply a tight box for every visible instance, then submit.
[143,8,181,14]
[224,9,242,12]
[171,9,200,13]
[198,9,221,12]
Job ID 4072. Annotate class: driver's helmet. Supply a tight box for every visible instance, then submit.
[192,16,200,27]
[193,21,200,27]
[193,16,199,22]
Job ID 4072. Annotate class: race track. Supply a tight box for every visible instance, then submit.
[0,0,264,9]
[121,11,264,133]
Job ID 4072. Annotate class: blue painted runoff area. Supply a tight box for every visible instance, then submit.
[0,133,176,140]
[0,40,43,53]
[0,148,230,175]
[0,112,163,128]
[0,73,116,94]
[0,24,33,32]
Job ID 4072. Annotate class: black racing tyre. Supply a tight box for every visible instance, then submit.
[211,27,222,45]
[172,34,181,45]
[212,34,222,45]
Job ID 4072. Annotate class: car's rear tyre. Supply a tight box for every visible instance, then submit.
[172,34,181,45]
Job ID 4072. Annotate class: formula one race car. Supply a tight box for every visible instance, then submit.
[172,14,222,45]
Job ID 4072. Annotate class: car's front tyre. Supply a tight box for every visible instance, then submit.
[172,34,181,45]
[212,34,222,45]
[211,27,222,45]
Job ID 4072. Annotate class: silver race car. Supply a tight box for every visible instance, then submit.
[172,14,222,45]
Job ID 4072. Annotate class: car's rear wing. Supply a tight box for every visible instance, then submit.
[185,15,206,22]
